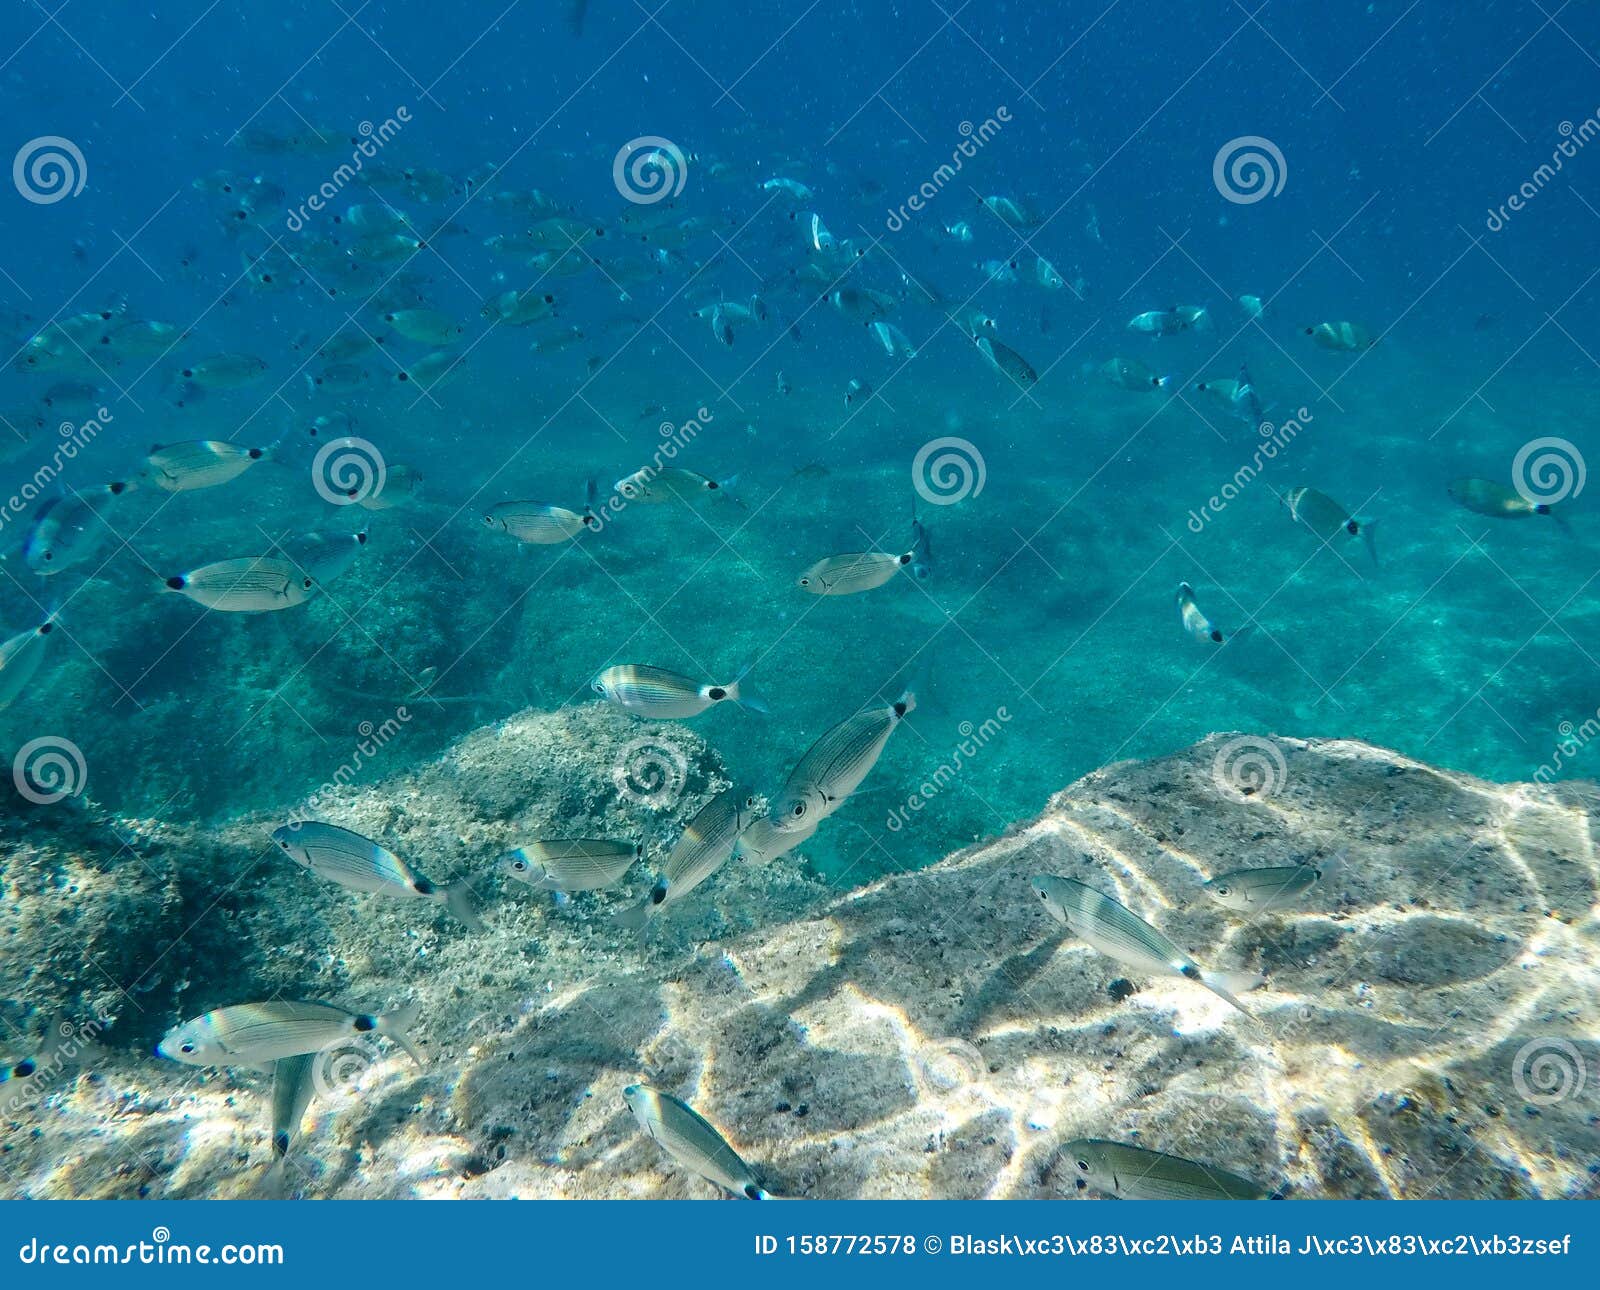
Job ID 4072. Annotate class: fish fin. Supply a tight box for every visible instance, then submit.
[255,1157,293,1200]
[377,1001,426,1068]
[728,659,769,715]
[444,881,485,931]
[1313,849,1347,887]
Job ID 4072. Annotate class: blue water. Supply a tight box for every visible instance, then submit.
[0,0,1597,894]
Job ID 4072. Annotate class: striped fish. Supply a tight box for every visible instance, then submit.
[1030,875,1262,1014]
[591,662,765,718]
[624,1084,770,1198]
[616,787,758,931]
[1203,855,1340,914]
[483,499,596,544]
[0,614,54,711]
[158,1000,424,1068]
[1064,1139,1267,1200]
[162,556,317,612]
[146,440,270,492]
[797,550,913,596]
[272,822,482,929]
[770,690,916,833]
[500,839,641,892]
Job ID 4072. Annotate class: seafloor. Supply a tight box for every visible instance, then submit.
[2,714,1595,1199]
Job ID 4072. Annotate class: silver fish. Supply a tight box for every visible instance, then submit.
[591,663,765,718]
[146,440,271,492]
[1305,320,1375,351]
[23,483,134,575]
[1030,875,1263,1013]
[158,1000,424,1068]
[1282,486,1378,566]
[0,614,55,711]
[272,822,482,929]
[382,309,465,346]
[797,549,913,596]
[179,353,269,388]
[617,787,759,930]
[1127,308,1190,336]
[484,499,596,543]
[1176,582,1229,645]
[623,1083,770,1198]
[500,839,642,892]
[1449,477,1562,522]
[1064,1139,1267,1200]
[770,690,916,832]
[162,556,318,613]
[615,467,732,504]
[1100,356,1168,390]
[1204,858,1337,914]
[975,335,1037,387]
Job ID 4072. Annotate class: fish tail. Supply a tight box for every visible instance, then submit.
[613,898,657,938]
[730,659,769,715]
[444,881,485,931]
[1358,517,1379,567]
[895,685,918,718]
[377,1001,426,1067]
[1203,970,1265,1016]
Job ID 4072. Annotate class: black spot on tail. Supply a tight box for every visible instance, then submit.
[353,1015,377,1032]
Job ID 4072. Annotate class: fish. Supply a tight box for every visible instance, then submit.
[1030,874,1263,1014]
[944,220,974,242]
[1203,857,1338,913]
[623,1084,771,1198]
[975,336,1038,387]
[23,483,134,575]
[797,549,915,596]
[1032,255,1068,290]
[145,440,272,492]
[1127,308,1190,336]
[1100,356,1169,391]
[591,662,766,718]
[1176,582,1232,645]
[162,556,318,613]
[1448,477,1565,523]
[272,822,482,929]
[909,503,933,581]
[261,1052,316,1196]
[615,466,733,504]
[770,690,916,832]
[1238,294,1264,320]
[282,529,369,585]
[1174,304,1211,330]
[843,377,873,408]
[760,176,812,201]
[0,613,56,711]
[398,350,460,391]
[1305,321,1376,351]
[1282,486,1379,566]
[483,498,597,543]
[735,813,818,864]
[158,1000,424,1069]
[978,258,1020,284]
[382,309,465,346]
[499,839,642,892]
[1192,369,1262,424]
[616,787,760,930]
[358,464,423,511]
[481,288,558,326]
[178,353,269,388]
[1063,1139,1267,1200]
[869,320,917,359]
[979,194,1036,228]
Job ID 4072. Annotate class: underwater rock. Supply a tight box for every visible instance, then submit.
[2,727,1596,1199]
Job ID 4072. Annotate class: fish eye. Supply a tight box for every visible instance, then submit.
[1076,1159,1090,1172]
[180,1043,195,1054]
[512,860,527,871]
[1215,885,1230,896]
[791,803,806,817]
